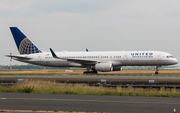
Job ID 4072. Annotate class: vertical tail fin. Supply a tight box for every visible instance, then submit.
[10,27,42,54]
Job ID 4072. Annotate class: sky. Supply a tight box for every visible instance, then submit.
[0,0,180,65]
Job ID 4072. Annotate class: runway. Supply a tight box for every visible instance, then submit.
[0,92,179,113]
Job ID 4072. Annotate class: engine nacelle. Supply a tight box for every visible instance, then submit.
[95,63,113,72]
[112,66,122,71]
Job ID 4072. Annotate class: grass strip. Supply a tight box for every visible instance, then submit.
[0,80,180,97]
[1,69,180,75]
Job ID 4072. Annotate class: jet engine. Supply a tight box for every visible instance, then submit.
[95,63,113,72]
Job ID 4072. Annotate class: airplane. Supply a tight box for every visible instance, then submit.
[6,27,178,74]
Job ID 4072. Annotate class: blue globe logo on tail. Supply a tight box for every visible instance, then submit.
[19,38,42,54]
[10,27,42,54]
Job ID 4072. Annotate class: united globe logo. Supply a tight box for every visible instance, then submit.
[19,38,42,54]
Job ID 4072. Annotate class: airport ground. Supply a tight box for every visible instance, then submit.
[1,69,180,97]
[1,69,180,75]
[0,92,179,113]
[0,69,180,113]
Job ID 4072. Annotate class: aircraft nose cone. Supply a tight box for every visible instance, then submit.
[175,59,179,64]
[172,58,178,64]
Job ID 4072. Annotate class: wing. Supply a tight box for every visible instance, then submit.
[5,55,32,60]
[50,48,97,65]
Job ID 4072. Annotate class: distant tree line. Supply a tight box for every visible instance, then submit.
[0,64,70,69]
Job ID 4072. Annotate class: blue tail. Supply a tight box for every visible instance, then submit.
[10,27,42,54]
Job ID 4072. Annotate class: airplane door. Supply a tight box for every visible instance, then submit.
[158,54,162,60]
[124,53,128,61]
[38,56,41,61]
[124,53,132,61]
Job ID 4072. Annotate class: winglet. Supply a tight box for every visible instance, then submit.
[50,48,58,58]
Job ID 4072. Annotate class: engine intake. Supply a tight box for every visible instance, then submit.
[112,66,122,71]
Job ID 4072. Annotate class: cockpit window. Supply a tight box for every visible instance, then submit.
[167,56,174,58]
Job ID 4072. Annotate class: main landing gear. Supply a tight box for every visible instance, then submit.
[83,71,98,74]
[155,66,160,75]
[83,66,98,74]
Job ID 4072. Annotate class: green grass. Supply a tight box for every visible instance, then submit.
[0,80,180,97]
[1,69,180,75]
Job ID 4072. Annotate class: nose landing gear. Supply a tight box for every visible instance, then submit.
[155,66,160,74]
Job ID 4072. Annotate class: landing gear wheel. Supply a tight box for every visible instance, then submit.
[83,71,98,74]
[83,71,88,74]
[155,66,160,75]
[92,71,98,74]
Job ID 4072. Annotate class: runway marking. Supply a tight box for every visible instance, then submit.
[130,99,180,102]
[0,98,6,99]
[1,97,180,105]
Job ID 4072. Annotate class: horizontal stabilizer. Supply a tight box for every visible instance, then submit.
[5,55,32,60]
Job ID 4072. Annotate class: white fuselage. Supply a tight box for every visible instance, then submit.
[14,51,178,68]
